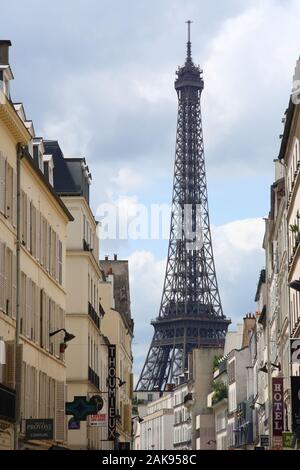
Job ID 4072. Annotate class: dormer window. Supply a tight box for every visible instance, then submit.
[0,67,12,99]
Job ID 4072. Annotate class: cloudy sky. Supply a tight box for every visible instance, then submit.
[2,0,300,380]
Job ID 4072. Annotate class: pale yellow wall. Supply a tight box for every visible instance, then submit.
[63,197,113,449]
[0,103,69,448]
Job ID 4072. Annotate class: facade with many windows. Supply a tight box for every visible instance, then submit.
[0,40,72,449]
[46,140,112,450]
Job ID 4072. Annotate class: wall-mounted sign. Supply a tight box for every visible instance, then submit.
[260,435,269,448]
[25,419,53,440]
[108,344,116,441]
[291,376,300,434]
[89,413,107,427]
[272,377,284,439]
[291,339,300,364]
[68,418,80,430]
[65,396,98,421]
[282,431,300,449]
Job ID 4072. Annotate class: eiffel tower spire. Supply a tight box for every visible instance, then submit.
[136,24,230,392]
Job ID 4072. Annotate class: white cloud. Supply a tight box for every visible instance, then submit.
[111,167,146,193]
[202,0,300,171]
[212,217,265,322]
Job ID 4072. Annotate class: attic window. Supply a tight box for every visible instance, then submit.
[38,152,44,172]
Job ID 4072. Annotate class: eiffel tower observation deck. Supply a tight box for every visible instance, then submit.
[136,22,230,392]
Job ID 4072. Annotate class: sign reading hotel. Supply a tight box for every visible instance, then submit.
[272,377,284,447]
[107,345,116,441]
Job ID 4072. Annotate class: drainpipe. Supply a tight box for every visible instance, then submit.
[13,143,23,450]
[265,217,273,448]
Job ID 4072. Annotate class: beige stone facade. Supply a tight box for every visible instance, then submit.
[0,41,72,450]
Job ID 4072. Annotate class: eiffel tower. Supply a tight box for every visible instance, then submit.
[136,22,230,391]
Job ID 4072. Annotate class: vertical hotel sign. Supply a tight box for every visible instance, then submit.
[272,377,284,446]
[108,345,116,441]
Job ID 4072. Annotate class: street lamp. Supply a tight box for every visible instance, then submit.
[289,279,300,291]
[106,377,126,387]
[259,362,281,373]
[49,328,75,353]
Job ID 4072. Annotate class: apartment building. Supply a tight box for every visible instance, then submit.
[44,140,112,450]
[0,41,72,449]
[139,393,174,450]
[173,380,192,450]
[100,256,134,447]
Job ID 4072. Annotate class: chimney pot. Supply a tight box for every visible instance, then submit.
[0,40,12,66]
[105,255,108,261]
[114,253,117,261]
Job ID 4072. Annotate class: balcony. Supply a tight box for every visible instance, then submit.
[184,393,193,407]
[83,238,94,253]
[88,366,100,390]
[88,302,100,329]
[0,383,16,422]
[212,382,228,406]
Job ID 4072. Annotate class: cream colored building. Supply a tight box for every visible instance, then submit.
[0,41,72,449]
[139,393,174,450]
[281,59,300,368]
[45,141,113,450]
[100,256,134,447]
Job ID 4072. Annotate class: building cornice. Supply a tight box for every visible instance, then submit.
[22,151,74,222]
[0,92,31,144]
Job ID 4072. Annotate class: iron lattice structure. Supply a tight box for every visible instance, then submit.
[136,23,230,391]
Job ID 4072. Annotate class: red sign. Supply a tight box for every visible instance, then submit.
[272,377,284,437]
[89,413,107,427]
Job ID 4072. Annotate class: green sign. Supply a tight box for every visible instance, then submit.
[66,396,98,421]
[282,432,300,449]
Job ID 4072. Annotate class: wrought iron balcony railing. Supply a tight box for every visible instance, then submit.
[88,366,100,390]
[88,302,100,329]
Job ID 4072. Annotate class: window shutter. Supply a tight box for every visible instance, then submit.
[55,381,65,442]
[20,272,26,335]
[4,341,23,393]
[12,169,17,227]
[46,295,50,352]
[32,204,36,258]
[0,152,5,214]
[4,341,15,389]
[26,277,31,339]
[11,253,16,319]
[34,285,40,344]
[21,191,27,246]
[58,240,62,285]
[50,378,55,420]
[5,163,13,223]
[21,361,26,418]
[0,241,5,311]
[3,245,8,314]
[5,247,12,316]
[26,197,31,251]
[36,209,40,262]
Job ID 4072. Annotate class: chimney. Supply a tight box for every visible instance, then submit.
[105,255,108,261]
[242,313,256,348]
[0,40,11,66]
[114,254,117,261]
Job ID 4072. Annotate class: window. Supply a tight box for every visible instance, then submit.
[228,359,235,384]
